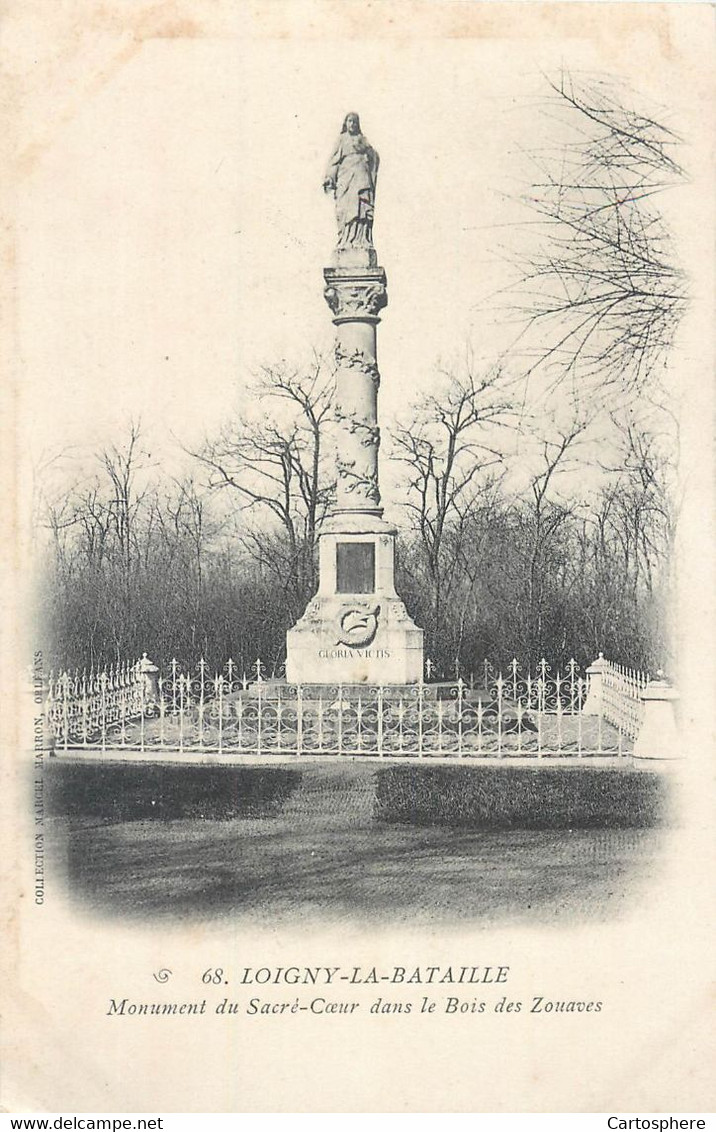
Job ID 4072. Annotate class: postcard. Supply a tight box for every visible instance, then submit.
[3,1,715,1114]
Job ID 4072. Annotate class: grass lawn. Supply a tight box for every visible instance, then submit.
[45,760,671,927]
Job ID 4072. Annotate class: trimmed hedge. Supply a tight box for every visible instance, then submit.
[45,760,672,829]
[45,762,301,822]
[374,765,671,829]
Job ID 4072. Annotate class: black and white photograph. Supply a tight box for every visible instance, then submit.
[4,0,715,1115]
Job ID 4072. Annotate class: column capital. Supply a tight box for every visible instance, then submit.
[323,267,388,323]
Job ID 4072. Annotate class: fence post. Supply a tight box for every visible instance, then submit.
[582,653,608,716]
[138,654,160,705]
[633,673,680,760]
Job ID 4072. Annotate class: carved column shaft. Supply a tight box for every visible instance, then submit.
[324,268,387,514]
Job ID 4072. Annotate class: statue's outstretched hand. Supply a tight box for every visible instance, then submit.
[323,178,335,195]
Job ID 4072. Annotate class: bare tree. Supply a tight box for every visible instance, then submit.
[35,395,674,671]
[192,358,334,617]
[584,391,679,664]
[34,422,155,664]
[508,71,686,399]
[393,363,516,666]
[99,422,150,634]
[515,411,593,664]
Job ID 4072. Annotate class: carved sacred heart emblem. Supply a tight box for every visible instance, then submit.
[336,603,381,648]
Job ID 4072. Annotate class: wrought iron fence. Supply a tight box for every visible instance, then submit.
[45,658,146,750]
[601,660,649,740]
[44,655,644,758]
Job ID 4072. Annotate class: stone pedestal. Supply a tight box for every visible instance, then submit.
[285,511,423,685]
[633,676,681,760]
[285,252,424,685]
[582,653,608,715]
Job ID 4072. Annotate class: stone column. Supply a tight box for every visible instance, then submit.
[324,268,386,514]
[285,259,424,684]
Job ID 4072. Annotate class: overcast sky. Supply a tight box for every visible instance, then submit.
[12,12,705,450]
[14,6,712,498]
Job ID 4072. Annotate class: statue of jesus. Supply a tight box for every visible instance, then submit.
[324,113,379,252]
